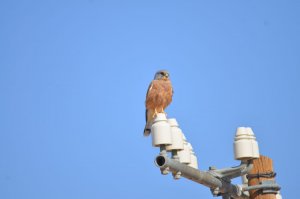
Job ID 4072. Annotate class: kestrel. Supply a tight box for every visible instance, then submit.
[143,70,173,136]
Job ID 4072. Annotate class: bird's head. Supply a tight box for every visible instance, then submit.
[154,70,170,81]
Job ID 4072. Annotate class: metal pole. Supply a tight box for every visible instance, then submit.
[156,155,222,188]
[155,155,248,199]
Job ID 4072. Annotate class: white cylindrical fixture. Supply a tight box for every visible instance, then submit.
[151,113,172,147]
[276,191,282,199]
[189,153,198,169]
[247,128,260,158]
[187,142,193,150]
[166,118,184,151]
[234,127,260,160]
[187,143,198,169]
[177,135,191,164]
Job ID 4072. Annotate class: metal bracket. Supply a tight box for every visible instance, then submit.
[262,180,280,194]
[208,160,253,182]
[242,180,281,194]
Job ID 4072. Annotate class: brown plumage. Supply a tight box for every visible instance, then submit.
[143,70,173,136]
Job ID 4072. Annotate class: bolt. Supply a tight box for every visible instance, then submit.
[161,167,169,175]
[173,171,181,180]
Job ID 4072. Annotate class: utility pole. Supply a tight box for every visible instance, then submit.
[247,155,278,199]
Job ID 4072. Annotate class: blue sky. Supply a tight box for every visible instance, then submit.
[0,1,299,198]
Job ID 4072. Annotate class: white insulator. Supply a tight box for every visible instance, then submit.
[166,118,184,151]
[187,143,193,151]
[234,127,260,160]
[177,137,191,164]
[276,191,282,199]
[188,151,199,169]
[186,143,198,169]
[182,134,187,141]
[247,128,260,158]
[151,113,172,147]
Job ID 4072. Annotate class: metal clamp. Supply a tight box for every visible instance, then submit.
[247,171,276,179]
[243,180,281,194]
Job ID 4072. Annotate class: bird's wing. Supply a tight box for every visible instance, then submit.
[146,81,154,98]
[145,81,154,122]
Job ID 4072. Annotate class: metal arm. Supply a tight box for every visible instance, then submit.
[208,160,253,181]
[155,155,250,199]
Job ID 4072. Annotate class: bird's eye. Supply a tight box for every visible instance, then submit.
[160,72,165,75]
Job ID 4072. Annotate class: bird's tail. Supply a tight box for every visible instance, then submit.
[144,109,155,136]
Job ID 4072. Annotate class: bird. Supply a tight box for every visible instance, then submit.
[143,70,173,136]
